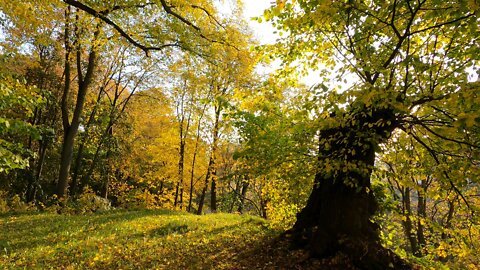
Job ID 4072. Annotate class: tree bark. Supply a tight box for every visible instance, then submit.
[56,8,73,197]
[174,101,190,209]
[210,104,221,213]
[70,86,104,196]
[188,103,206,213]
[237,177,249,214]
[188,133,200,213]
[402,187,420,256]
[174,132,186,209]
[416,179,428,255]
[56,14,99,197]
[286,107,409,269]
[197,156,213,214]
[441,198,456,240]
[197,104,221,214]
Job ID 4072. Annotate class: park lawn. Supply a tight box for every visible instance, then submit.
[0,209,281,269]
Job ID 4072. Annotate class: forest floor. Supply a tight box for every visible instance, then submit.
[0,209,360,269]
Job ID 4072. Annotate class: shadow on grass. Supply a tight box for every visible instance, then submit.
[0,209,184,252]
[1,210,299,270]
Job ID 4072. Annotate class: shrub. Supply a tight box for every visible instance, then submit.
[75,187,112,214]
[0,191,35,213]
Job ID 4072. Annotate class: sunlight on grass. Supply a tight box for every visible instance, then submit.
[0,210,277,269]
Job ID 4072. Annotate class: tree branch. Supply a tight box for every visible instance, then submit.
[63,0,181,56]
[402,127,474,216]
[98,3,156,15]
[191,4,225,29]
[418,121,478,148]
[410,13,476,36]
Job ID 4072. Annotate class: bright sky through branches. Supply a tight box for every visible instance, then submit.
[239,0,331,87]
[238,0,478,87]
[241,0,277,45]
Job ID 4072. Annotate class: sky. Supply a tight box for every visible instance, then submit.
[216,0,278,45]
[241,0,278,45]
[238,0,478,85]
[217,0,348,88]
[239,0,326,87]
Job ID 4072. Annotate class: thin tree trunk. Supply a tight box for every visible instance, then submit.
[197,104,221,214]
[229,176,242,213]
[210,105,221,213]
[174,131,186,209]
[70,87,104,196]
[260,198,268,219]
[237,178,249,214]
[402,187,420,256]
[71,46,138,196]
[25,107,41,202]
[210,173,217,212]
[79,76,129,191]
[80,115,115,189]
[56,15,99,197]
[197,157,212,214]
[188,138,200,212]
[188,103,206,212]
[26,139,46,202]
[441,198,456,240]
[100,127,113,199]
[416,179,428,254]
[174,104,191,209]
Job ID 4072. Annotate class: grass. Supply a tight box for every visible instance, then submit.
[0,209,281,269]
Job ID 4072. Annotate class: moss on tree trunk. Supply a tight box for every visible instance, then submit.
[286,107,411,269]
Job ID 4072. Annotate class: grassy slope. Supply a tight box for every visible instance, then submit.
[0,210,281,270]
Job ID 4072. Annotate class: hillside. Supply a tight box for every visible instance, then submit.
[0,209,354,270]
[1,210,265,269]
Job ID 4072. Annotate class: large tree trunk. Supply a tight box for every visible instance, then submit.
[286,107,409,269]
[57,128,77,197]
[56,8,73,197]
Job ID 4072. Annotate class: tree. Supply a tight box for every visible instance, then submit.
[56,0,232,197]
[74,45,153,198]
[168,56,198,210]
[196,29,257,214]
[374,102,480,267]
[0,0,64,200]
[57,6,103,197]
[233,75,317,225]
[0,76,44,173]
[264,0,479,268]
[117,87,180,207]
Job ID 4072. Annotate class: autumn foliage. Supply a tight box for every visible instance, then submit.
[0,0,479,269]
